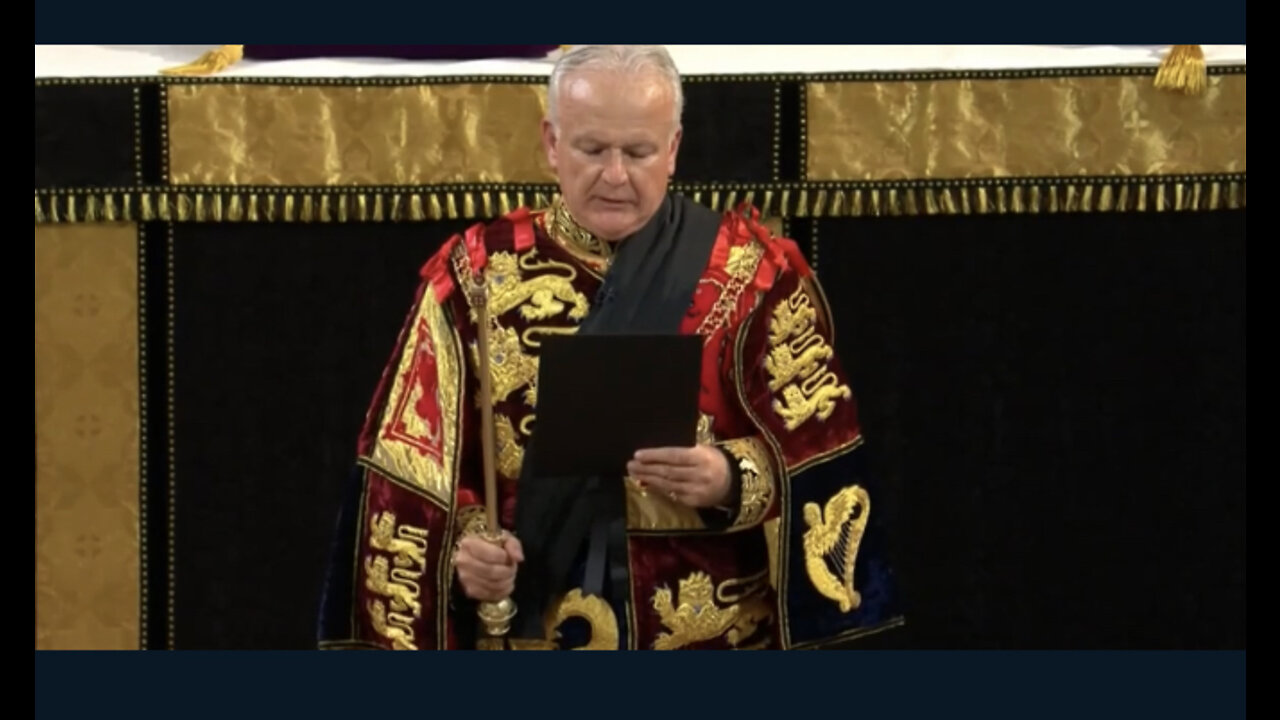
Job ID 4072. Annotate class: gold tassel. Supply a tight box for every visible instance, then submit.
[160,45,245,76]
[1154,45,1207,95]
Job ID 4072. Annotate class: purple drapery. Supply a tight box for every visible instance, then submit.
[243,45,561,60]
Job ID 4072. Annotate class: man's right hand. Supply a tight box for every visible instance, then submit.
[454,531,524,602]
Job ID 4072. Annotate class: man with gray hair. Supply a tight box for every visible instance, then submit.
[317,44,902,650]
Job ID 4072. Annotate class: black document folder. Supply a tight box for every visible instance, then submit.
[530,333,703,478]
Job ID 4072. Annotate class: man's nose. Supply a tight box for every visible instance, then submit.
[602,151,627,185]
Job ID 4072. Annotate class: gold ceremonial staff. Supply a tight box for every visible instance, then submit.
[469,278,518,643]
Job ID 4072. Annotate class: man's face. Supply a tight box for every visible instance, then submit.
[542,69,681,241]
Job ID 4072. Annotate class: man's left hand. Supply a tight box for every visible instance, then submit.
[627,445,731,508]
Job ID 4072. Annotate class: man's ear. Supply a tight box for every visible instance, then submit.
[667,127,683,177]
[541,119,559,171]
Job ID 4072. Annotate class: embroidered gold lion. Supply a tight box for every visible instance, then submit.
[727,594,773,647]
[364,555,424,619]
[368,599,417,650]
[775,372,852,430]
[766,285,851,430]
[471,323,540,406]
[765,334,835,391]
[802,485,871,613]
[485,252,590,322]
[768,285,818,346]
[652,572,741,650]
[368,511,428,570]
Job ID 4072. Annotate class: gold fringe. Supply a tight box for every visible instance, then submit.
[1154,45,1207,95]
[31,182,1246,224]
[160,45,245,77]
[829,190,846,217]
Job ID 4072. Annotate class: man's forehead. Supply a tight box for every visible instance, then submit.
[558,68,673,108]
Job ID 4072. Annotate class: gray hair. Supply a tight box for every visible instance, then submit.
[547,45,685,130]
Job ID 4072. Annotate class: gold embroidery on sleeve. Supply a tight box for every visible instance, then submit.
[802,485,870,613]
[765,286,851,430]
[719,437,775,528]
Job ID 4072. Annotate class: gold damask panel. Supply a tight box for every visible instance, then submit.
[807,74,1245,180]
[35,222,139,650]
[168,84,554,186]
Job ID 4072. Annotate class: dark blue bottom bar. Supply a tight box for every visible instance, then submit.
[36,650,1244,719]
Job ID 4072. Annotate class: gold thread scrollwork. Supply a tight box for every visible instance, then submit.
[651,571,774,650]
[802,485,870,613]
[454,504,488,538]
[765,285,851,430]
[363,511,430,649]
[543,589,620,650]
[545,198,613,272]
